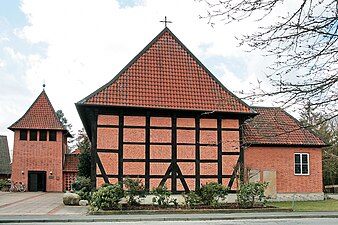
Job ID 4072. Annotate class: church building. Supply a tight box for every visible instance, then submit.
[8,26,325,200]
[76,27,326,200]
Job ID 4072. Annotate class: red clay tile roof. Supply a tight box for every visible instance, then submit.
[8,90,66,130]
[63,154,79,172]
[243,107,326,146]
[79,28,254,114]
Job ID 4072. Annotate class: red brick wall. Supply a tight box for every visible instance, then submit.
[11,130,64,192]
[245,146,323,193]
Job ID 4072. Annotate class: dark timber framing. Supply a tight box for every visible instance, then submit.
[195,116,200,190]
[239,118,245,183]
[171,114,177,192]
[145,113,151,190]
[217,117,222,184]
[89,109,98,189]
[118,113,124,183]
[79,106,250,193]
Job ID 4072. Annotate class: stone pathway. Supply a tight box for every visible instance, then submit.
[0,192,88,215]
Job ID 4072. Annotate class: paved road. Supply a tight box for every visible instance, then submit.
[6,218,338,225]
[0,192,87,215]
[2,192,338,224]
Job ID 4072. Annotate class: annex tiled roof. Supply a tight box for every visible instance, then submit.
[243,107,326,146]
[79,28,254,114]
[8,90,66,130]
[63,154,79,172]
[0,136,11,175]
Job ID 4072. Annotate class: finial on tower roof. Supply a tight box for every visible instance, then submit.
[43,81,46,90]
[160,16,172,28]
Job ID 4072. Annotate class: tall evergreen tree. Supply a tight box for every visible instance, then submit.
[56,109,75,152]
[76,129,91,178]
[299,103,338,185]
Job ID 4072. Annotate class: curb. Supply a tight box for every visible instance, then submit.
[89,207,293,215]
[2,211,338,223]
[1,214,338,224]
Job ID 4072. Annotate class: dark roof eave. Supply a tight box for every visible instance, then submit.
[245,143,328,148]
[8,126,70,132]
[76,102,258,117]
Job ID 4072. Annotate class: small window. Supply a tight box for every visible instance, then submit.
[20,130,27,140]
[39,130,47,141]
[30,130,37,141]
[295,153,309,175]
[49,130,57,141]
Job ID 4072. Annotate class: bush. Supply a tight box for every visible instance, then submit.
[0,179,10,191]
[71,176,91,191]
[123,177,146,206]
[151,185,177,208]
[183,191,202,208]
[198,182,229,206]
[76,188,92,201]
[71,176,92,200]
[237,182,269,208]
[90,184,124,211]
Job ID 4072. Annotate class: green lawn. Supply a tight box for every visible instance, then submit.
[267,199,338,211]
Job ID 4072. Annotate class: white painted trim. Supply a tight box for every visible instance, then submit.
[294,153,310,176]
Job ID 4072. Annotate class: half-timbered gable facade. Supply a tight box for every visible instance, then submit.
[76,27,257,192]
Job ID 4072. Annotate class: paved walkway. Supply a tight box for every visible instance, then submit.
[0,192,88,215]
[1,192,338,223]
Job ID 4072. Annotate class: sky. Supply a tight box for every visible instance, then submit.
[0,0,285,155]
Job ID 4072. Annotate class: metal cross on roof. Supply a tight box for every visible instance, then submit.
[160,16,172,27]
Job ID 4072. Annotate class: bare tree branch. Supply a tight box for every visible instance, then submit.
[198,0,338,122]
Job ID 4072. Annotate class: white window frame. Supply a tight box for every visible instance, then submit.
[294,153,310,175]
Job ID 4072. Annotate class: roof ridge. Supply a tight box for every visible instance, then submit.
[251,106,281,109]
[166,28,256,114]
[77,27,255,114]
[77,27,170,104]
[280,107,329,146]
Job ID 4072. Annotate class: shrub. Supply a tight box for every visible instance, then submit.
[151,185,177,207]
[76,188,92,201]
[71,176,92,200]
[183,191,202,208]
[237,182,269,208]
[90,184,124,211]
[123,177,146,206]
[198,182,229,206]
[71,176,91,191]
[0,179,10,191]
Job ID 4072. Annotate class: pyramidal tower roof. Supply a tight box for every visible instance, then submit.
[78,27,254,114]
[9,90,66,130]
